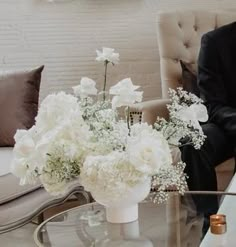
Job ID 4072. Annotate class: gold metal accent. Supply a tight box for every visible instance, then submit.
[210,214,227,235]
[210,214,226,224]
[210,222,227,235]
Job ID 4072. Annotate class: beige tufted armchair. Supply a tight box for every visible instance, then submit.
[130,10,236,191]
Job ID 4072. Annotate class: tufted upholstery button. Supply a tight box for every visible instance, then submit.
[173,58,179,63]
[178,22,182,28]
[184,42,189,48]
[193,25,198,31]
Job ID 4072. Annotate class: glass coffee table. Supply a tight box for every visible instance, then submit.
[34,191,236,247]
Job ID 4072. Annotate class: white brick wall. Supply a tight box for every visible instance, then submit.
[0,0,235,102]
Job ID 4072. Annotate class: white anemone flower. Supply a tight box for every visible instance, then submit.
[109,78,143,109]
[95,47,119,64]
[176,103,208,130]
[73,77,97,98]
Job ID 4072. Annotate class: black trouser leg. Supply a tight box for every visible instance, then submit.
[180,123,234,213]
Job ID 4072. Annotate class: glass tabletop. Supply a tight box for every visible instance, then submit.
[34,191,236,247]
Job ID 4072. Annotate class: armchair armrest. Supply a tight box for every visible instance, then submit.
[129,99,170,125]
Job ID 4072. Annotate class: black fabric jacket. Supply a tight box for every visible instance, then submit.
[198,22,236,146]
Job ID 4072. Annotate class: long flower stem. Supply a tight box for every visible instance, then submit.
[163,124,176,141]
[126,106,130,133]
[103,61,108,101]
[178,141,194,148]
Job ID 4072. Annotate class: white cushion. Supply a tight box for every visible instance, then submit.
[0,147,13,176]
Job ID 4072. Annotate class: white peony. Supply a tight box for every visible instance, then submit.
[95,47,119,64]
[80,151,147,202]
[109,78,143,109]
[35,92,80,133]
[127,125,172,175]
[73,77,97,98]
[176,103,208,131]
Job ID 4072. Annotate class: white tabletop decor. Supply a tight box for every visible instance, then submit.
[11,48,207,223]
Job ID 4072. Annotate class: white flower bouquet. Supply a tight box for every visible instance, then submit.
[154,88,208,149]
[11,48,207,204]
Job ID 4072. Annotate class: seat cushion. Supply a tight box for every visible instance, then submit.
[0,147,41,204]
[0,65,44,147]
[0,147,13,176]
[0,184,88,233]
[0,173,41,205]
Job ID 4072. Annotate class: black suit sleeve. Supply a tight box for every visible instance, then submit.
[198,33,236,140]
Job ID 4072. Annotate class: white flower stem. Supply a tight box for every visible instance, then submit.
[162,124,176,141]
[177,141,195,148]
[103,61,108,101]
[166,129,177,141]
[126,106,130,132]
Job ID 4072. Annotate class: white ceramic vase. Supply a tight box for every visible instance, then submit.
[92,178,151,224]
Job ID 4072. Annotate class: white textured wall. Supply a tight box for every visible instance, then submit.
[0,0,236,101]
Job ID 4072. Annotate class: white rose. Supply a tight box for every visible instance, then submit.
[95,47,119,64]
[73,77,97,98]
[109,78,143,108]
[127,131,172,175]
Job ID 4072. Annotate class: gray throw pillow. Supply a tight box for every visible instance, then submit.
[0,66,44,147]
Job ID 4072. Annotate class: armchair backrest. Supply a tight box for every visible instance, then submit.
[157,10,236,98]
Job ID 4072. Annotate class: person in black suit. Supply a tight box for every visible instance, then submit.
[180,22,236,215]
